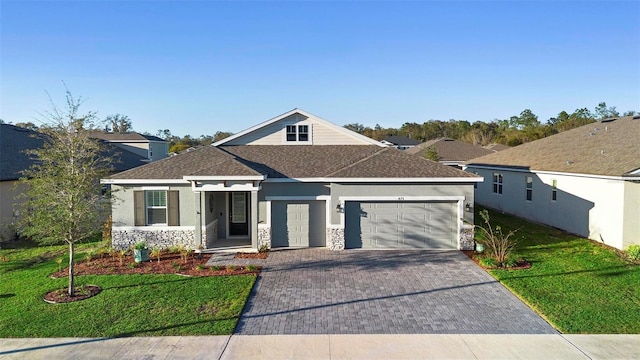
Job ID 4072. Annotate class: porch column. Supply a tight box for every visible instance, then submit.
[194,191,203,248]
[251,190,258,250]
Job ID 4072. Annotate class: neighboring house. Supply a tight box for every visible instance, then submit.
[380,135,420,150]
[103,109,481,252]
[89,132,169,162]
[466,115,640,250]
[406,138,495,168]
[0,124,148,241]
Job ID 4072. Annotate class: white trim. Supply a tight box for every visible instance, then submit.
[265,177,482,183]
[112,226,194,231]
[140,186,169,190]
[465,164,638,181]
[101,179,189,185]
[265,195,331,201]
[212,108,385,147]
[184,175,266,181]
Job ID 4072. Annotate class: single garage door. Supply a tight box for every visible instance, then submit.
[344,201,457,249]
[271,201,326,248]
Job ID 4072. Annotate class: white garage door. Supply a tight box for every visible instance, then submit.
[344,201,457,249]
[271,201,326,248]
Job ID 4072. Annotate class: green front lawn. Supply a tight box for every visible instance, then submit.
[478,208,640,334]
[0,240,255,337]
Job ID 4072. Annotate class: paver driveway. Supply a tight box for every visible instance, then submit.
[225,249,557,335]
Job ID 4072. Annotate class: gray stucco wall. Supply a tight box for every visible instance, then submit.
[111,184,196,227]
[330,182,475,226]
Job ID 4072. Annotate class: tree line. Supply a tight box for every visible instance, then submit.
[345,102,635,146]
[3,101,635,151]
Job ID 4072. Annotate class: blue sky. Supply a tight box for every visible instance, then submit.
[2,1,639,137]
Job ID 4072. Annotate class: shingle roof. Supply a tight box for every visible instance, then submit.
[383,135,421,146]
[0,124,148,181]
[89,132,166,142]
[107,145,478,180]
[406,138,495,161]
[483,143,510,151]
[0,124,45,181]
[467,116,640,177]
[108,146,262,179]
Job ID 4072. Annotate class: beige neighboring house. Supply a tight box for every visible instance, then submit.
[103,109,482,252]
[0,124,149,242]
[407,138,496,168]
[89,132,169,162]
[466,115,640,250]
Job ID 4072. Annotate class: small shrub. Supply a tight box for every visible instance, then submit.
[127,262,137,269]
[479,257,498,268]
[503,256,519,268]
[226,265,238,272]
[476,209,518,265]
[151,247,162,262]
[168,245,180,254]
[247,264,258,272]
[180,248,192,263]
[211,265,223,271]
[171,261,181,271]
[117,249,127,266]
[627,244,640,261]
[195,264,206,272]
[258,244,269,253]
[135,242,148,251]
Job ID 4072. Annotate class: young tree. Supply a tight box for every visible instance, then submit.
[19,90,112,297]
[423,146,440,161]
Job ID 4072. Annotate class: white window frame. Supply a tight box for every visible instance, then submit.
[146,190,168,225]
[283,124,312,144]
[493,173,503,194]
[525,176,533,201]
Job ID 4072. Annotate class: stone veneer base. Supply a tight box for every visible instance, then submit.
[112,229,196,250]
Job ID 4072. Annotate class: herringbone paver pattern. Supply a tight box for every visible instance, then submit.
[214,249,557,335]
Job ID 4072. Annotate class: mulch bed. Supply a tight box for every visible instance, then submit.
[43,285,102,304]
[462,250,531,270]
[50,253,261,279]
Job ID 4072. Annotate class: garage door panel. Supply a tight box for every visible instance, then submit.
[271,201,326,248]
[345,201,457,249]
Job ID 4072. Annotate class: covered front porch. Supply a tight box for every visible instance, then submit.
[187,176,265,252]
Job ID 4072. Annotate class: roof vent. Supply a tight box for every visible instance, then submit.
[566,160,574,165]
[601,118,617,123]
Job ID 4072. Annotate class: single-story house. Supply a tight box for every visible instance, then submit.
[103,109,482,251]
[0,123,148,241]
[406,138,496,168]
[89,132,169,162]
[380,135,420,150]
[465,115,640,250]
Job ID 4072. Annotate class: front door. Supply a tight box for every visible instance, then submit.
[229,192,249,236]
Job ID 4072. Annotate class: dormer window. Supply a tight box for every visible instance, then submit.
[284,124,311,143]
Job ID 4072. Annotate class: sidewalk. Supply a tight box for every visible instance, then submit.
[2,334,639,359]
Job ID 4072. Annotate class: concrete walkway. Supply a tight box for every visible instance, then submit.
[2,334,640,359]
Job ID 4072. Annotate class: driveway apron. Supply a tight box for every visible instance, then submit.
[232,249,557,335]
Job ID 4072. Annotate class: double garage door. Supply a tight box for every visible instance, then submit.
[270,200,457,250]
[345,201,457,249]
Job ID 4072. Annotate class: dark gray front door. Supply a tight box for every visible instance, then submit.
[229,192,249,236]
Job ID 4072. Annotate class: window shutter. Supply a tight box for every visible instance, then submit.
[134,191,145,226]
[168,190,180,226]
